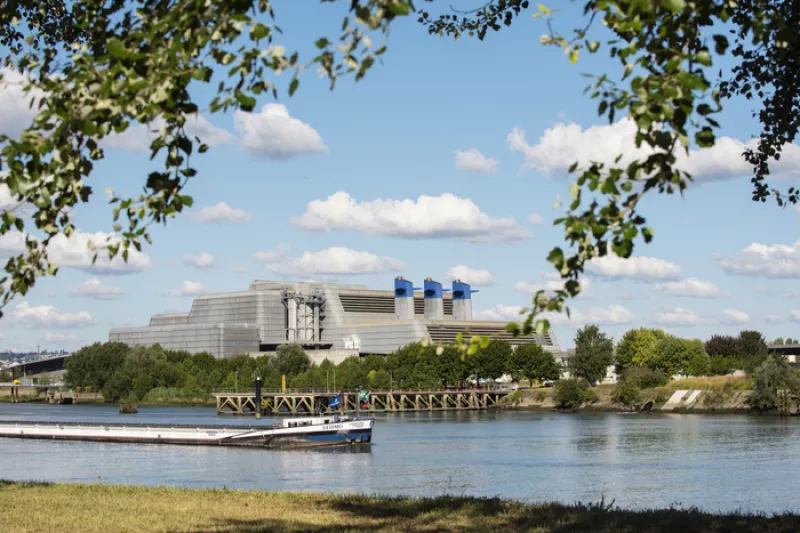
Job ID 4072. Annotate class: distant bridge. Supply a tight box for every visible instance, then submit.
[3,354,70,377]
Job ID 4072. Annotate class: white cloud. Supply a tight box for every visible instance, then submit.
[183,252,214,269]
[716,241,800,278]
[586,253,681,281]
[720,309,750,324]
[253,244,289,264]
[0,68,46,139]
[545,305,635,326]
[654,307,703,326]
[234,103,326,160]
[48,231,151,274]
[454,149,499,173]
[790,310,800,324]
[103,114,233,152]
[443,265,494,286]
[0,231,25,258]
[0,183,31,216]
[67,278,125,300]
[191,202,251,223]
[7,302,94,328]
[260,247,405,276]
[508,117,800,181]
[527,213,544,225]
[293,191,530,243]
[45,332,79,342]
[475,304,526,321]
[514,272,592,299]
[166,281,206,297]
[655,278,728,298]
[765,313,786,324]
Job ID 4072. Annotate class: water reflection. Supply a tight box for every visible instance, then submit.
[0,404,798,513]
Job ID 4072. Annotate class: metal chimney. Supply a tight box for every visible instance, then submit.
[452,279,478,320]
[394,276,415,320]
[424,277,444,320]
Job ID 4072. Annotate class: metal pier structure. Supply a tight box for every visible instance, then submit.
[214,389,512,415]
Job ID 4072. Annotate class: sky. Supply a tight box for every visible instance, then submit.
[1,2,799,352]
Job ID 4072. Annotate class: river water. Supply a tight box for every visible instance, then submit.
[1,403,798,513]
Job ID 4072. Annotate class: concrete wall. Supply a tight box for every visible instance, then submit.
[109,323,259,359]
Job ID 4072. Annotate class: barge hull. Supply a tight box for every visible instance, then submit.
[0,419,374,449]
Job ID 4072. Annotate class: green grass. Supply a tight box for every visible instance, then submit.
[0,481,796,533]
[665,376,753,391]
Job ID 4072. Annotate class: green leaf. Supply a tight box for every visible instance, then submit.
[315,38,330,49]
[388,1,411,16]
[568,182,580,200]
[696,50,712,67]
[288,77,299,96]
[107,38,127,58]
[661,0,685,12]
[569,48,579,64]
[251,23,270,40]
[713,35,728,55]
[587,41,600,53]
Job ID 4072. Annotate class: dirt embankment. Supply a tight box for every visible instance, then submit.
[505,386,754,414]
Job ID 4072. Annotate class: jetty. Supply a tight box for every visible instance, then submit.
[214,389,512,415]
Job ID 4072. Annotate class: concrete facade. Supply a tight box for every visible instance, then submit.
[109,277,563,359]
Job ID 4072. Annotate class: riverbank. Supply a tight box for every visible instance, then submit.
[503,376,760,414]
[1,481,797,533]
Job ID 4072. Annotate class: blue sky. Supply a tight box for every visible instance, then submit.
[1,2,799,351]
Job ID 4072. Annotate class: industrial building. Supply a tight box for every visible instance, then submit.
[109,277,563,361]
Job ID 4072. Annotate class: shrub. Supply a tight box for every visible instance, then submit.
[749,355,799,412]
[612,379,642,406]
[554,379,594,409]
[709,356,737,376]
[621,366,668,389]
[535,391,546,402]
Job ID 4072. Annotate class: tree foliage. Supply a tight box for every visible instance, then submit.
[554,378,596,409]
[571,324,614,384]
[749,355,800,412]
[0,0,407,314]
[418,1,800,339]
[511,343,560,384]
[614,328,666,372]
[0,1,797,345]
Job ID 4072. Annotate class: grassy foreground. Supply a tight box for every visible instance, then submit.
[1,481,798,533]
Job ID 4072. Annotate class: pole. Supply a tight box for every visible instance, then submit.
[281,374,286,394]
[255,376,262,420]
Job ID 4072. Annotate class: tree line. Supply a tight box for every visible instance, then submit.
[65,325,785,405]
[64,339,562,403]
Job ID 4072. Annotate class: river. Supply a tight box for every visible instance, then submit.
[1,403,798,513]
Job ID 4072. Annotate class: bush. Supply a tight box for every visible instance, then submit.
[535,391,546,402]
[709,356,737,376]
[554,379,594,409]
[612,379,642,406]
[621,366,668,389]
